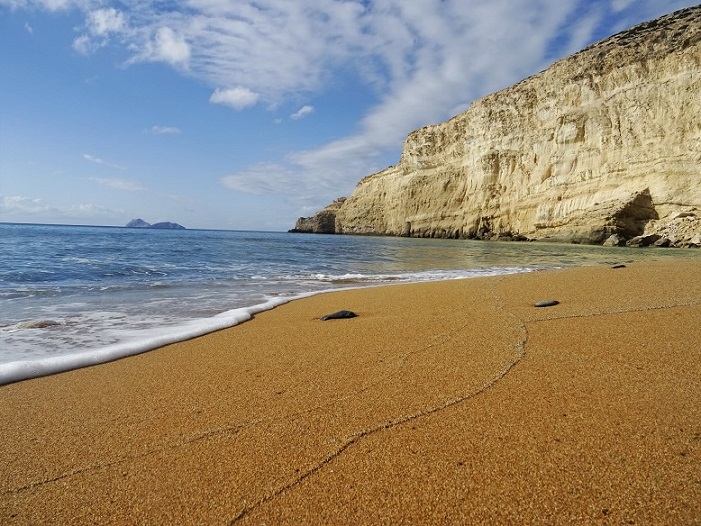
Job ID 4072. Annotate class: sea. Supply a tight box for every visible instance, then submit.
[1,222,697,385]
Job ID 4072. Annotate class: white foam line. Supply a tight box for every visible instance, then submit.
[0,267,542,386]
[0,293,316,386]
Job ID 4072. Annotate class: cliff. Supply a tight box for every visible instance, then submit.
[315,6,701,246]
[289,198,346,234]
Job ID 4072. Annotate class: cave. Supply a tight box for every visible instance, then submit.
[612,188,659,238]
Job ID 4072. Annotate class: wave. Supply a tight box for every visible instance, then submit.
[270,266,541,284]
[0,293,317,386]
[0,266,543,386]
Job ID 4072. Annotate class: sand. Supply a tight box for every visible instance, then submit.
[1,259,700,525]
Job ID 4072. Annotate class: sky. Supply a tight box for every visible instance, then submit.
[0,0,696,231]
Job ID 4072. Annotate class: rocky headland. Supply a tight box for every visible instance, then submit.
[294,6,701,247]
[289,198,346,234]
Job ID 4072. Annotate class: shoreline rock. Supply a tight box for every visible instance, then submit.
[289,198,346,234]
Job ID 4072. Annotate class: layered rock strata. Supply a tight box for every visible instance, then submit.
[289,198,346,234]
[301,6,701,245]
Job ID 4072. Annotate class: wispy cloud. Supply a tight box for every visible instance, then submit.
[290,105,314,120]
[87,7,126,35]
[90,177,145,191]
[133,26,191,68]
[12,0,698,212]
[1,0,96,11]
[220,163,303,195]
[0,194,122,220]
[147,125,181,135]
[209,87,260,110]
[1,194,51,214]
[214,0,697,207]
[73,7,127,54]
[83,153,125,170]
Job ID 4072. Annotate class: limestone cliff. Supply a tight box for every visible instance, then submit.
[331,6,701,245]
[290,198,346,234]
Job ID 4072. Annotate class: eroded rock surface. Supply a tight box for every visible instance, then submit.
[321,6,701,245]
[291,198,347,234]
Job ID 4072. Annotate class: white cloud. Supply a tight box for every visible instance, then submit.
[24,0,694,110]
[134,26,191,67]
[83,153,126,170]
[90,177,145,191]
[220,163,301,195]
[87,7,126,36]
[65,203,121,217]
[607,0,693,34]
[10,0,699,217]
[211,0,683,209]
[72,34,93,54]
[0,0,99,10]
[72,7,128,54]
[154,26,190,65]
[0,194,122,222]
[1,195,51,214]
[180,0,367,101]
[147,125,181,135]
[24,22,32,34]
[209,86,260,110]
[290,105,314,120]
[273,0,584,202]
[611,0,636,12]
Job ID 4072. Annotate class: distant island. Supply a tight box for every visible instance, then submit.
[125,218,186,230]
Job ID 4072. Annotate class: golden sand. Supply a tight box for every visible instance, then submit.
[1,260,700,524]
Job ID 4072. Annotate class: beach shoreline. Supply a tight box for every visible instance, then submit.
[2,259,700,524]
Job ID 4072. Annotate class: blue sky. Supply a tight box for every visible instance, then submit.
[0,0,696,231]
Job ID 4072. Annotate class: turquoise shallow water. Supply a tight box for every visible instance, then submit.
[1,222,698,383]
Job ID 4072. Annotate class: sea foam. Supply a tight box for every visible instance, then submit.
[6,223,658,385]
[0,269,528,385]
[0,293,314,386]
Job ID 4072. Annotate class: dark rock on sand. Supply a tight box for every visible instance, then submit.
[534,300,560,308]
[320,310,358,321]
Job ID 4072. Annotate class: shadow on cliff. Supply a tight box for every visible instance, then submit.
[612,188,659,238]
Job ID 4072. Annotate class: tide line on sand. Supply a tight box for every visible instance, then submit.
[1,259,700,525]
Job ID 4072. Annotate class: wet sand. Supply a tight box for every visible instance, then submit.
[1,259,700,524]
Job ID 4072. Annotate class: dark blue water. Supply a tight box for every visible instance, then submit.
[1,223,695,383]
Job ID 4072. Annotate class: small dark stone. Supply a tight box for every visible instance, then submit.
[320,310,357,321]
[534,300,560,308]
[612,264,627,269]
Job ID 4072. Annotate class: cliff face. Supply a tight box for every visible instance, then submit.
[333,6,701,245]
[290,198,346,234]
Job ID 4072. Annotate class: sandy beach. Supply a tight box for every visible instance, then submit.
[1,259,700,525]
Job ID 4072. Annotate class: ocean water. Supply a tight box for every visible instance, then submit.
[1,223,696,384]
